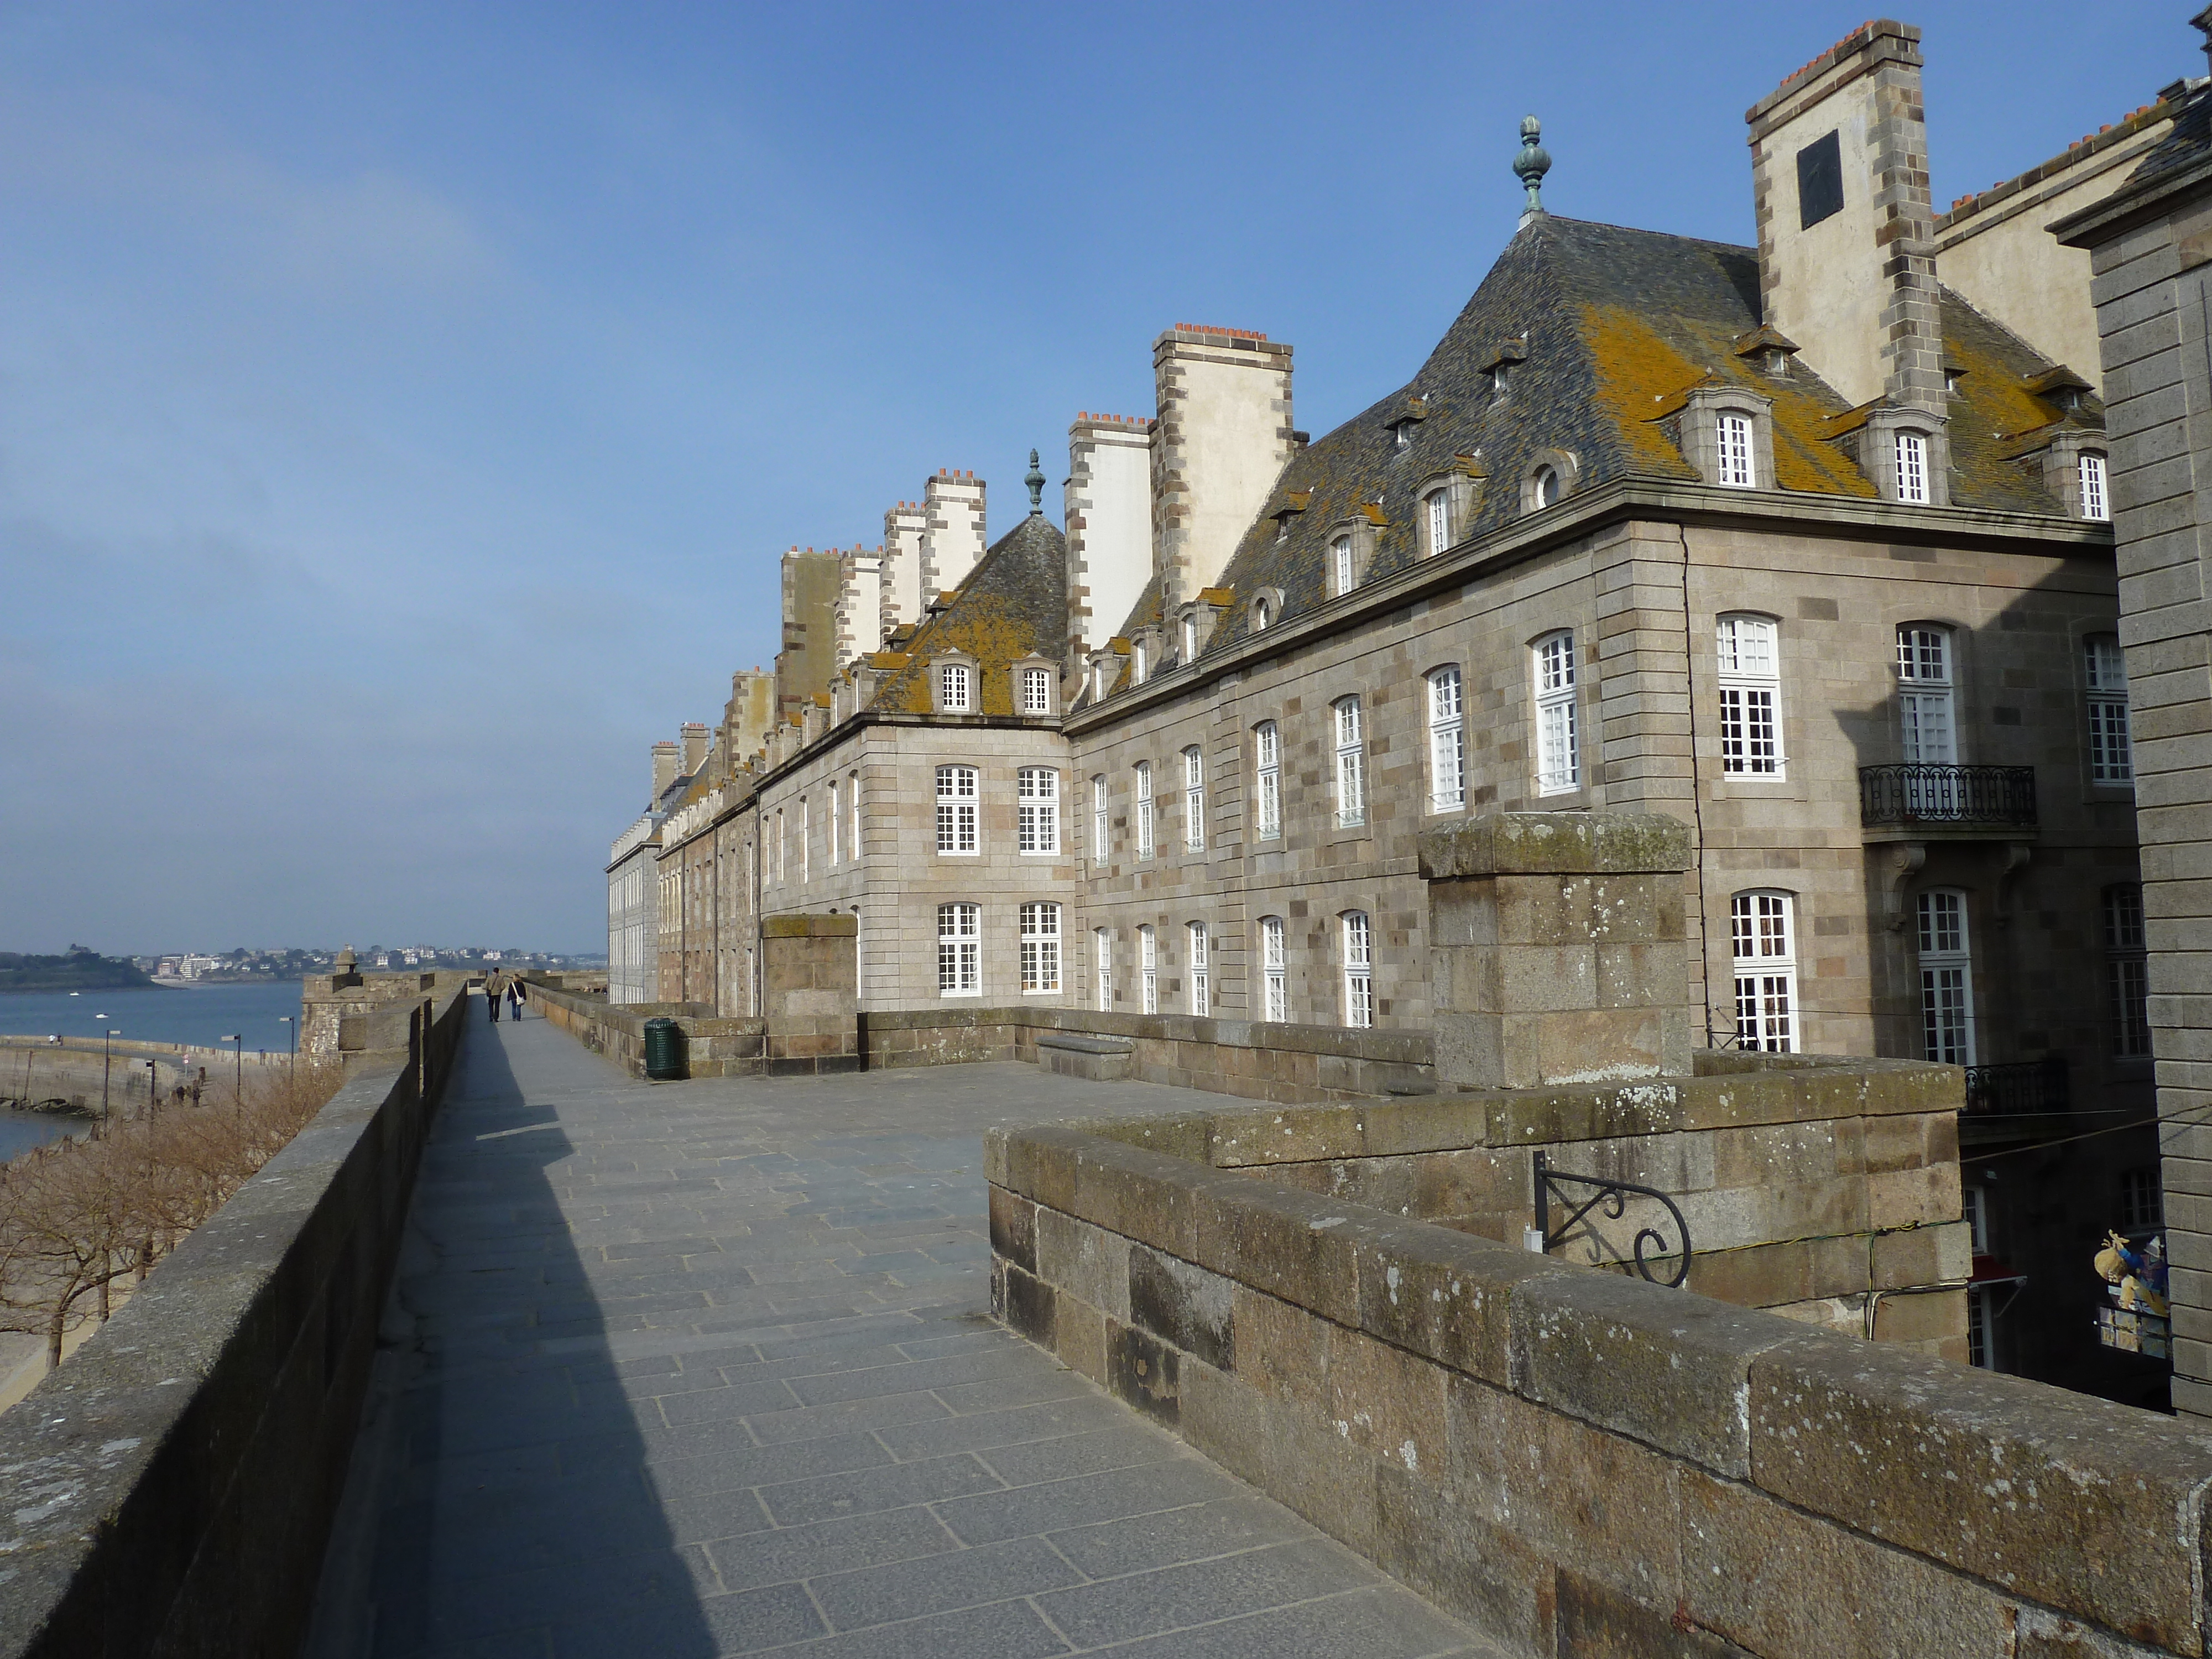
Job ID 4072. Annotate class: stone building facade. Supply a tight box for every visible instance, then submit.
[626,21,2180,1402]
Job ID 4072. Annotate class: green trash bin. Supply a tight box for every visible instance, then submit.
[642,1018,686,1081]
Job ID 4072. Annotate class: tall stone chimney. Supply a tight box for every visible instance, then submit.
[651,739,680,805]
[920,470,987,599]
[1151,324,1295,611]
[881,501,926,637]
[1065,413,1154,658]
[722,667,776,770]
[775,546,844,726]
[835,544,886,669]
[1746,20,1944,416]
[679,722,710,778]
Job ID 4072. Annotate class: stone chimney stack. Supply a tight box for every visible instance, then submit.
[722,667,776,769]
[651,739,680,804]
[1065,413,1154,658]
[881,501,926,637]
[775,546,844,726]
[679,722,710,778]
[1151,324,1295,610]
[920,469,987,600]
[835,544,886,670]
[1746,20,1945,416]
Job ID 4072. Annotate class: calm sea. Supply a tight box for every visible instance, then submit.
[0,981,307,1052]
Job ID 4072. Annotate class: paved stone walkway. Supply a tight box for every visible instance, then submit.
[305,1014,1495,1659]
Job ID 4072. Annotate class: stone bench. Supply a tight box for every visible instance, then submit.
[1035,1029,1136,1082]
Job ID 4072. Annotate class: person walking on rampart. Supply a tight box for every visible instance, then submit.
[485,970,507,1022]
[507,978,523,1021]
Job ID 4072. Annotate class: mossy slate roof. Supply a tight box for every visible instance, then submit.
[1166,215,2095,659]
[868,511,1067,715]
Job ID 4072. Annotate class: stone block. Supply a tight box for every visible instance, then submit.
[1511,1271,1803,1478]
[997,1125,1086,1213]
[1127,1244,1234,1370]
[1866,1161,1959,1230]
[1374,1460,1554,1656]
[1748,1333,2212,1649]
[1105,1317,1179,1428]
[1259,1389,1381,1557]
[1226,1283,1328,1410]
[1418,812,1695,879]
[1178,1353,1270,1488]
[1869,1221,1970,1290]
[1071,1140,1211,1260]
[1326,1326,1448,1476]
[987,1185,1036,1274]
[1034,1207,1131,1321]
[1051,1290,1108,1385]
[1354,1218,1577,1387]
[1557,1568,1750,1658]
[996,1260,1056,1348]
[1191,1176,1381,1326]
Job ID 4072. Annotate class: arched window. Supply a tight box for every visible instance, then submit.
[1021,665,1051,713]
[1183,746,1205,850]
[939,662,973,712]
[1188,921,1209,1015]
[1094,928,1112,1011]
[935,765,978,854]
[1533,632,1578,794]
[1895,431,1930,504]
[1342,911,1374,1029]
[1427,667,1465,811]
[1254,722,1281,840]
[1333,697,1366,826]
[1261,916,1288,1022]
[1717,412,1756,488]
[1139,924,1158,1014]
[2085,635,2133,785]
[1018,768,1058,854]
[1253,596,1271,632]
[2079,452,2109,521]
[2105,886,2150,1058]
[1731,890,1796,1052]
[1916,889,1975,1066]
[1532,466,1561,509]
[1020,902,1061,994]
[1716,615,1783,776]
[937,902,980,997]
[1332,536,1356,596]
[1134,761,1155,860]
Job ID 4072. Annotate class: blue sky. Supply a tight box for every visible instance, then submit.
[0,2,2192,955]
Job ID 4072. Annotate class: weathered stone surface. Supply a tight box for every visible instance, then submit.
[1679,1471,2018,1659]
[1126,1244,1234,1371]
[1326,1326,1448,1477]
[1105,1318,1180,1428]
[1749,1335,2212,1650]
[1511,1272,1804,1478]
[1374,1460,1554,1656]
[1417,812,1695,879]
[1190,1175,1381,1327]
[995,1259,1056,1349]
[1558,1567,1753,1658]
[1070,1140,1213,1259]
[1034,1205,1131,1321]
[1355,1218,1576,1387]
[986,1183,1035,1273]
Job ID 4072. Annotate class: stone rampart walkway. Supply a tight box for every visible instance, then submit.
[305,1014,1493,1659]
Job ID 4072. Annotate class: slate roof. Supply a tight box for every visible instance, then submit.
[2125,79,2212,190]
[1145,215,2094,660]
[867,510,1067,716]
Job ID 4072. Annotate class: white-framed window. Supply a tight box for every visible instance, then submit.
[1255,722,1281,840]
[1091,660,1107,701]
[1532,465,1561,509]
[1253,596,1271,632]
[1333,697,1366,827]
[1425,489,1451,555]
[1183,746,1205,851]
[937,902,979,996]
[1896,625,1956,765]
[849,771,860,859]
[1716,614,1783,776]
[1094,928,1112,1011]
[1020,902,1062,994]
[1182,615,1198,661]
[775,808,786,883]
[1133,639,1149,685]
[1342,911,1374,1029]
[1533,631,1579,794]
[828,779,839,865]
[1135,761,1155,859]
[1916,889,1975,1066]
[1018,767,1059,854]
[935,764,978,855]
[1021,665,1051,713]
[1895,431,1929,504]
[2086,634,2133,785]
[1428,666,1465,811]
[1188,921,1209,1015]
[1139,924,1158,1014]
[1718,412,1755,488]
[940,662,973,712]
[2106,885,2151,1059]
[1091,774,1108,859]
[1332,536,1355,596]
[800,796,810,884]
[1261,916,1288,1022]
[2080,451,2110,521]
[1731,890,1796,1052]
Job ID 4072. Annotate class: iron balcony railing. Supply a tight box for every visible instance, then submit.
[1963,1056,2069,1116]
[1859,764,2037,830]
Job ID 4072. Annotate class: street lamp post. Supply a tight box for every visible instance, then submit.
[279,1015,296,1086]
[145,1058,160,1112]
[96,1018,116,1126]
[222,1036,243,1106]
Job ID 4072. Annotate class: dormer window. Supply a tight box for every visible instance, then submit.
[1182,615,1198,660]
[1425,489,1451,554]
[2081,452,2110,521]
[1332,536,1356,596]
[1765,349,1791,378]
[1253,596,1271,632]
[1092,660,1107,701]
[1133,639,1149,684]
[1717,413,1755,488]
[1021,665,1051,713]
[938,662,972,712]
[1490,363,1511,402]
[1394,421,1413,451]
[1895,432,1929,505]
[1532,466,1560,509]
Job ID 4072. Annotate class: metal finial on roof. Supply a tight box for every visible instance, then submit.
[1514,115,1552,225]
[1025,448,1045,513]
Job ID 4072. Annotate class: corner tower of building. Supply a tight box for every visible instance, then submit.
[1064,413,1152,658]
[1746,19,1944,416]
[1150,325,1295,609]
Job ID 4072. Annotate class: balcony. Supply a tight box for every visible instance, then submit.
[1859,764,2037,831]
[1963,1056,2069,1116]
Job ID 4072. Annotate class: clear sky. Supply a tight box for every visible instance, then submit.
[0,2,2193,955]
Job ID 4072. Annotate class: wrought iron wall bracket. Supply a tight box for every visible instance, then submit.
[1532,1151,1694,1288]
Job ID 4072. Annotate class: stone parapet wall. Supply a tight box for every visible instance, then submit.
[523,978,766,1079]
[988,1095,2211,1658]
[0,987,471,1659]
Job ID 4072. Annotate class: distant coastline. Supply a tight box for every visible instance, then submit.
[0,950,152,995]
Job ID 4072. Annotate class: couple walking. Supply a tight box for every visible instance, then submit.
[484,971,528,1024]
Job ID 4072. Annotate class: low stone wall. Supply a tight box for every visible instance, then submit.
[523,979,766,1078]
[0,1036,290,1112]
[864,1005,1435,1102]
[0,986,470,1659]
[988,1075,2206,1658]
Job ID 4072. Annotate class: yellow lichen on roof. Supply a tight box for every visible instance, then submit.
[885,595,1040,716]
[1945,329,2064,441]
